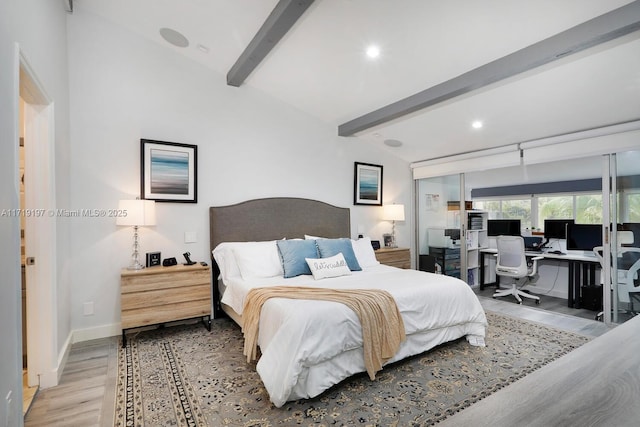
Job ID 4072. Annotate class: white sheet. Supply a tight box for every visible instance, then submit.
[221,264,487,407]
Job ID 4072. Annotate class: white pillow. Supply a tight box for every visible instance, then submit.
[304,234,323,240]
[212,243,242,282]
[351,237,380,268]
[305,253,352,280]
[232,241,284,280]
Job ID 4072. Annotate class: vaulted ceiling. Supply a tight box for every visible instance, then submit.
[76,0,640,163]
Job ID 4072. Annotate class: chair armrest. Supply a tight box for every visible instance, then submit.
[528,256,544,276]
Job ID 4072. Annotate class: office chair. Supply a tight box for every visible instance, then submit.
[593,231,640,316]
[492,235,543,304]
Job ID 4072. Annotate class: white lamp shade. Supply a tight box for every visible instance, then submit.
[382,204,405,221]
[116,199,156,226]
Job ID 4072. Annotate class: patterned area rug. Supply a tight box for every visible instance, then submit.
[115,311,589,426]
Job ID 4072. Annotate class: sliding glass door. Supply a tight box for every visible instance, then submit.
[415,174,468,283]
[602,150,640,325]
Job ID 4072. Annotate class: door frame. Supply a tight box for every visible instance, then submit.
[19,49,59,388]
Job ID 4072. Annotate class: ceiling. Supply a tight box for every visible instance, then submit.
[75,0,640,163]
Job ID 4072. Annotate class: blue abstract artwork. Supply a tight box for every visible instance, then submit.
[358,169,379,200]
[150,149,189,195]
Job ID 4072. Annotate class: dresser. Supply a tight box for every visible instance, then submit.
[375,247,411,269]
[120,263,211,346]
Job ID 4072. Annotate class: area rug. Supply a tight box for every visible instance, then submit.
[115,311,589,426]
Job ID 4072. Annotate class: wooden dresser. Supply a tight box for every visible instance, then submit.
[120,263,211,346]
[375,247,411,269]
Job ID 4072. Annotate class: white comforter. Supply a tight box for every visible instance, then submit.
[221,264,487,407]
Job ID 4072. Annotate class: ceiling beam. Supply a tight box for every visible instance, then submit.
[338,0,640,136]
[227,0,315,87]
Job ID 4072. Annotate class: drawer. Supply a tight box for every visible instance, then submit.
[121,283,210,311]
[121,268,210,293]
[122,299,211,329]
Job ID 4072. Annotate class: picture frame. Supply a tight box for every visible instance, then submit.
[146,251,161,268]
[353,162,383,206]
[141,139,197,203]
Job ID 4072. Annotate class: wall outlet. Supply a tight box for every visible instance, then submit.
[83,301,94,316]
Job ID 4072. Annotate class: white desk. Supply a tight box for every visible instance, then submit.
[480,248,600,308]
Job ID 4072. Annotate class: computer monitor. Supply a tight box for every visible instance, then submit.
[444,228,461,242]
[544,219,575,239]
[566,224,602,250]
[487,219,521,237]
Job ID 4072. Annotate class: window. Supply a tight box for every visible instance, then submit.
[575,194,602,224]
[475,199,531,230]
[627,193,640,222]
[537,196,573,230]
[477,193,606,230]
[501,199,531,230]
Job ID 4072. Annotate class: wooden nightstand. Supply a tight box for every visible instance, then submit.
[120,263,212,346]
[375,247,411,269]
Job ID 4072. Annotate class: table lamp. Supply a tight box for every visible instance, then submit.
[382,204,405,248]
[117,199,156,270]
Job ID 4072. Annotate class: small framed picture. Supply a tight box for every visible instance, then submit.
[354,162,383,206]
[146,251,161,268]
[383,234,395,248]
[141,139,197,203]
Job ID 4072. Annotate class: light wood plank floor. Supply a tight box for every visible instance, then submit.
[440,309,640,427]
[23,297,615,426]
[24,337,118,427]
[22,370,37,415]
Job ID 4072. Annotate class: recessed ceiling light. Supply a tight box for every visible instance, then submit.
[472,120,483,129]
[366,45,380,59]
[159,28,189,48]
[384,139,403,148]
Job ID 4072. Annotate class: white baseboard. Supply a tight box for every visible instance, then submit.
[72,322,121,343]
[37,331,72,389]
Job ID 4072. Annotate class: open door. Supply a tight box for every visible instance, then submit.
[20,56,58,390]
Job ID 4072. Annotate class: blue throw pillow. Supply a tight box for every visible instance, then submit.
[315,238,362,271]
[276,239,319,278]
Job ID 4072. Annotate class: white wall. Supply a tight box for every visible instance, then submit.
[67,8,411,339]
[0,0,71,422]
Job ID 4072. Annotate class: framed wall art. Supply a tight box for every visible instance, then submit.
[353,162,383,206]
[141,139,197,203]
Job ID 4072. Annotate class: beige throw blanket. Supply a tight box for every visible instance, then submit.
[242,286,406,380]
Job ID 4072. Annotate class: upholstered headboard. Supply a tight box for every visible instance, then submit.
[208,197,351,317]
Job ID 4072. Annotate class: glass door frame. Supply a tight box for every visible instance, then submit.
[414,173,468,284]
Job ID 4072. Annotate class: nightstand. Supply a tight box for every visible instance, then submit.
[120,263,211,346]
[375,247,411,269]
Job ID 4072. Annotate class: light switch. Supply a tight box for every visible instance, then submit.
[184,231,197,243]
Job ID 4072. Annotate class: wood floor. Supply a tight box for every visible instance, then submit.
[22,370,37,416]
[24,337,119,427]
[23,295,617,426]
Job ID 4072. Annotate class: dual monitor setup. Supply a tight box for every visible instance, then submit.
[487,218,609,252]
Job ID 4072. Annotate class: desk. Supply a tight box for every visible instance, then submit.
[480,249,600,308]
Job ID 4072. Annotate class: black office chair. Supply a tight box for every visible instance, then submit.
[493,235,543,304]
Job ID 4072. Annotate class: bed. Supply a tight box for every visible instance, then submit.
[209,197,487,407]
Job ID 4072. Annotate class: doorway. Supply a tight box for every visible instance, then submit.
[19,53,58,414]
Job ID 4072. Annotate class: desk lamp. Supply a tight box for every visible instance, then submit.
[117,199,156,270]
[382,204,405,248]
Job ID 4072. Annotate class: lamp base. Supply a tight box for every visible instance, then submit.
[127,261,145,270]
